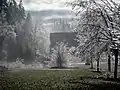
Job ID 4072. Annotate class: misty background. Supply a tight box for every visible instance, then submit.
[0,0,79,69]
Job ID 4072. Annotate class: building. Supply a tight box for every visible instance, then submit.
[50,32,78,48]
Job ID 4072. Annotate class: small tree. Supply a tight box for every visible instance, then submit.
[50,42,69,68]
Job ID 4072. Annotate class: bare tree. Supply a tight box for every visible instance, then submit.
[50,42,69,68]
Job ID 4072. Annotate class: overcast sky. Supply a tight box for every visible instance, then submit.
[18,0,120,11]
[18,0,73,11]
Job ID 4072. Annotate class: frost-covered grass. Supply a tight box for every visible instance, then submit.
[1,70,120,90]
[5,59,44,70]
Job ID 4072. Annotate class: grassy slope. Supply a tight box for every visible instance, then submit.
[0,69,120,90]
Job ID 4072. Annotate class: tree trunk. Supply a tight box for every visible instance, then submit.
[113,49,118,79]
[96,53,100,72]
[90,57,93,69]
[0,36,5,60]
[57,52,62,68]
[108,54,111,72]
[97,59,99,71]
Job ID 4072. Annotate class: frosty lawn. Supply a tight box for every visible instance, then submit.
[1,70,120,90]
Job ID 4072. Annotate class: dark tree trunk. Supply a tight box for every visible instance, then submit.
[90,57,93,69]
[113,49,118,79]
[59,55,62,68]
[108,54,111,72]
[97,59,99,71]
[57,52,62,68]
[96,53,100,72]
[0,36,5,60]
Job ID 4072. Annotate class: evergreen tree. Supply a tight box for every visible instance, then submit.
[0,0,25,61]
[24,13,32,36]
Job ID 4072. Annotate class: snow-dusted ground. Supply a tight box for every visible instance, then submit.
[1,58,120,72]
[69,61,120,72]
[7,62,119,72]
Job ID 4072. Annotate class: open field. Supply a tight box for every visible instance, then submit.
[1,69,120,90]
